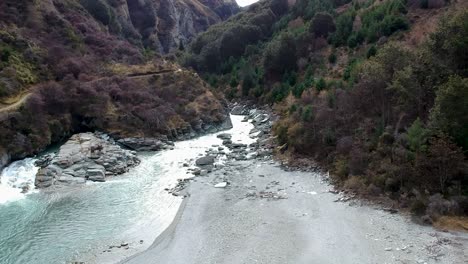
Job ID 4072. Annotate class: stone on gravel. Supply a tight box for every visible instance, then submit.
[214,182,228,188]
[196,156,215,166]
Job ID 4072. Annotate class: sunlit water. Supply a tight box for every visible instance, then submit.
[0,115,254,264]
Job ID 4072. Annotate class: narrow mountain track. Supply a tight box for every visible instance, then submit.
[0,69,179,114]
[0,92,32,114]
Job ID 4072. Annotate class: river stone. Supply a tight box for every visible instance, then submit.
[34,132,140,188]
[196,156,215,166]
[217,133,232,140]
[231,105,248,115]
[117,138,167,151]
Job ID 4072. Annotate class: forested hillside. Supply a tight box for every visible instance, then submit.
[0,0,238,167]
[180,0,468,222]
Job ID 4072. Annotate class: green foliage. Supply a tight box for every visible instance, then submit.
[241,65,257,96]
[367,45,377,58]
[359,0,408,43]
[328,52,337,64]
[302,105,313,121]
[316,78,326,91]
[263,32,297,74]
[289,104,298,114]
[292,83,306,98]
[0,46,12,63]
[428,10,468,76]
[229,75,239,88]
[430,76,468,150]
[185,0,285,72]
[330,9,355,46]
[343,58,362,83]
[273,14,292,33]
[220,25,263,59]
[294,0,334,20]
[310,12,336,37]
[407,118,429,152]
[271,82,290,102]
[283,71,297,86]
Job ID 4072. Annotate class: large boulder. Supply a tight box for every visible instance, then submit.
[231,105,248,115]
[196,156,215,166]
[35,133,140,188]
[217,133,232,140]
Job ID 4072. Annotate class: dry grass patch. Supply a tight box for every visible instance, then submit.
[434,216,468,232]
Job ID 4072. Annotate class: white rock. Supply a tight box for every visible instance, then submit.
[214,182,228,188]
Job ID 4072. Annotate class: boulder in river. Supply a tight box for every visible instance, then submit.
[231,105,248,115]
[117,138,168,151]
[35,133,140,188]
[217,133,232,140]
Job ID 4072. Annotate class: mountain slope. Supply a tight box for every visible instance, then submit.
[0,0,236,168]
[181,0,468,222]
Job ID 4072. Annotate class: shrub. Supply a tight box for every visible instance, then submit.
[333,158,349,180]
[367,45,377,58]
[344,176,366,191]
[359,0,408,43]
[331,10,355,46]
[407,118,429,152]
[328,52,337,64]
[310,12,336,37]
[302,105,313,121]
[316,78,326,91]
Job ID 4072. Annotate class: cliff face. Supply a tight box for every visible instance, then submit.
[94,0,239,53]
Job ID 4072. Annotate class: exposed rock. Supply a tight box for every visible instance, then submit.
[0,149,10,173]
[231,105,248,115]
[34,154,54,168]
[217,133,232,140]
[196,156,215,166]
[35,133,140,188]
[214,182,228,188]
[110,0,239,53]
[118,138,168,151]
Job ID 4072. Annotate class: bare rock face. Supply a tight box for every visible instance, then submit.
[35,133,140,188]
[0,149,10,173]
[111,0,240,53]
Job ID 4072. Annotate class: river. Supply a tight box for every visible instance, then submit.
[0,115,255,264]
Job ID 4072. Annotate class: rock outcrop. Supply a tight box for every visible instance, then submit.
[107,0,239,53]
[0,149,10,173]
[35,133,139,188]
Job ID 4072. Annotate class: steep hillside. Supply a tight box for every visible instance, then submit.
[181,0,468,222]
[0,0,236,168]
[1,0,238,54]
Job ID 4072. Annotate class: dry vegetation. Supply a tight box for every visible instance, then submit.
[0,0,229,161]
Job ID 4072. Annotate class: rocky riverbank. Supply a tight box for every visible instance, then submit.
[164,106,277,198]
[34,133,140,188]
